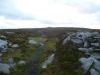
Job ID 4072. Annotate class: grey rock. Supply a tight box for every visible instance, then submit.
[93,35,100,39]
[78,48,93,53]
[91,43,100,47]
[90,53,100,60]
[93,59,100,72]
[90,69,100,75]
[28,40,37,44]
[8,58,15,67]
[42,54,55,69]
[88,38,98,43]
[0,63,10,74]
[0,35,6,38]
[0,53,2,57]
[11,44,19,48]
[63,36,71,45]
[71,38,83,44]
[79,57,94,73]
[8,43,12,46]
[84,41,90,48]
[40,43,44,46]
[18,60,26,64]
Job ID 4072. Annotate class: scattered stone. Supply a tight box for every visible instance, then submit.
[63,36,71,45]
[18,60,26,64]
[8,58,15,67]
[0,63,10,74]
[8,43,12,46]
[5,31,14,34]
[11,44,19,48]
[40,43,44,46]
[28,40,37,44]
[42,54,55,69]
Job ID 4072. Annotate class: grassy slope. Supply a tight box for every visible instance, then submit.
[38,37,89,75]
[0,31,46,75]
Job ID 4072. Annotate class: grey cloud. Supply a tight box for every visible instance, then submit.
[0,0,36,20]
[41,20,56,24]
[64,0,100,14]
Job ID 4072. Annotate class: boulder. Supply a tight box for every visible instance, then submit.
[78,48,93,53]
[28,40,37,44]
[79,57,94,73]
[0,53,2,57]
[90,53,100,60]
[84,41,90,48]
[0,63,10,74]
[40,43,44,46]
[0,35,6,39]
[11,44,19,48]
[8,58,15,67]
[93,35,100,39]
[91,43,100,47]
[90,69,100,75]
[8,43,12,46]
[88,38,98,43]
[93,59,100,72]
[63,36,71,45]
[0,40,8,54]
[71,38,83,44]
[42,54,55,69]
[18,60,26,64]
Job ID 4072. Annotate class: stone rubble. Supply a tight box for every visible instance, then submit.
[63,31,100,74]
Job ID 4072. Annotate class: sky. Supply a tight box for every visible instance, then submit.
[0,0,100,29]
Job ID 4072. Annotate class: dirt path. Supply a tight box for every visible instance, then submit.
[28,45,44,75]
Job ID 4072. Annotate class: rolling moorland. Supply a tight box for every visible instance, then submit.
[0,27,100,75]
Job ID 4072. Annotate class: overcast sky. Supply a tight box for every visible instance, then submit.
[0,0,100,29]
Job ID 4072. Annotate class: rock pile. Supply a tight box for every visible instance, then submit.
[0,39,8,54]
[63,31,100,75]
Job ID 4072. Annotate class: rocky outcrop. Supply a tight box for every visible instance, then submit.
[64,31,100,75]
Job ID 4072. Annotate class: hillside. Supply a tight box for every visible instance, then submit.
[0,27,100,75]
